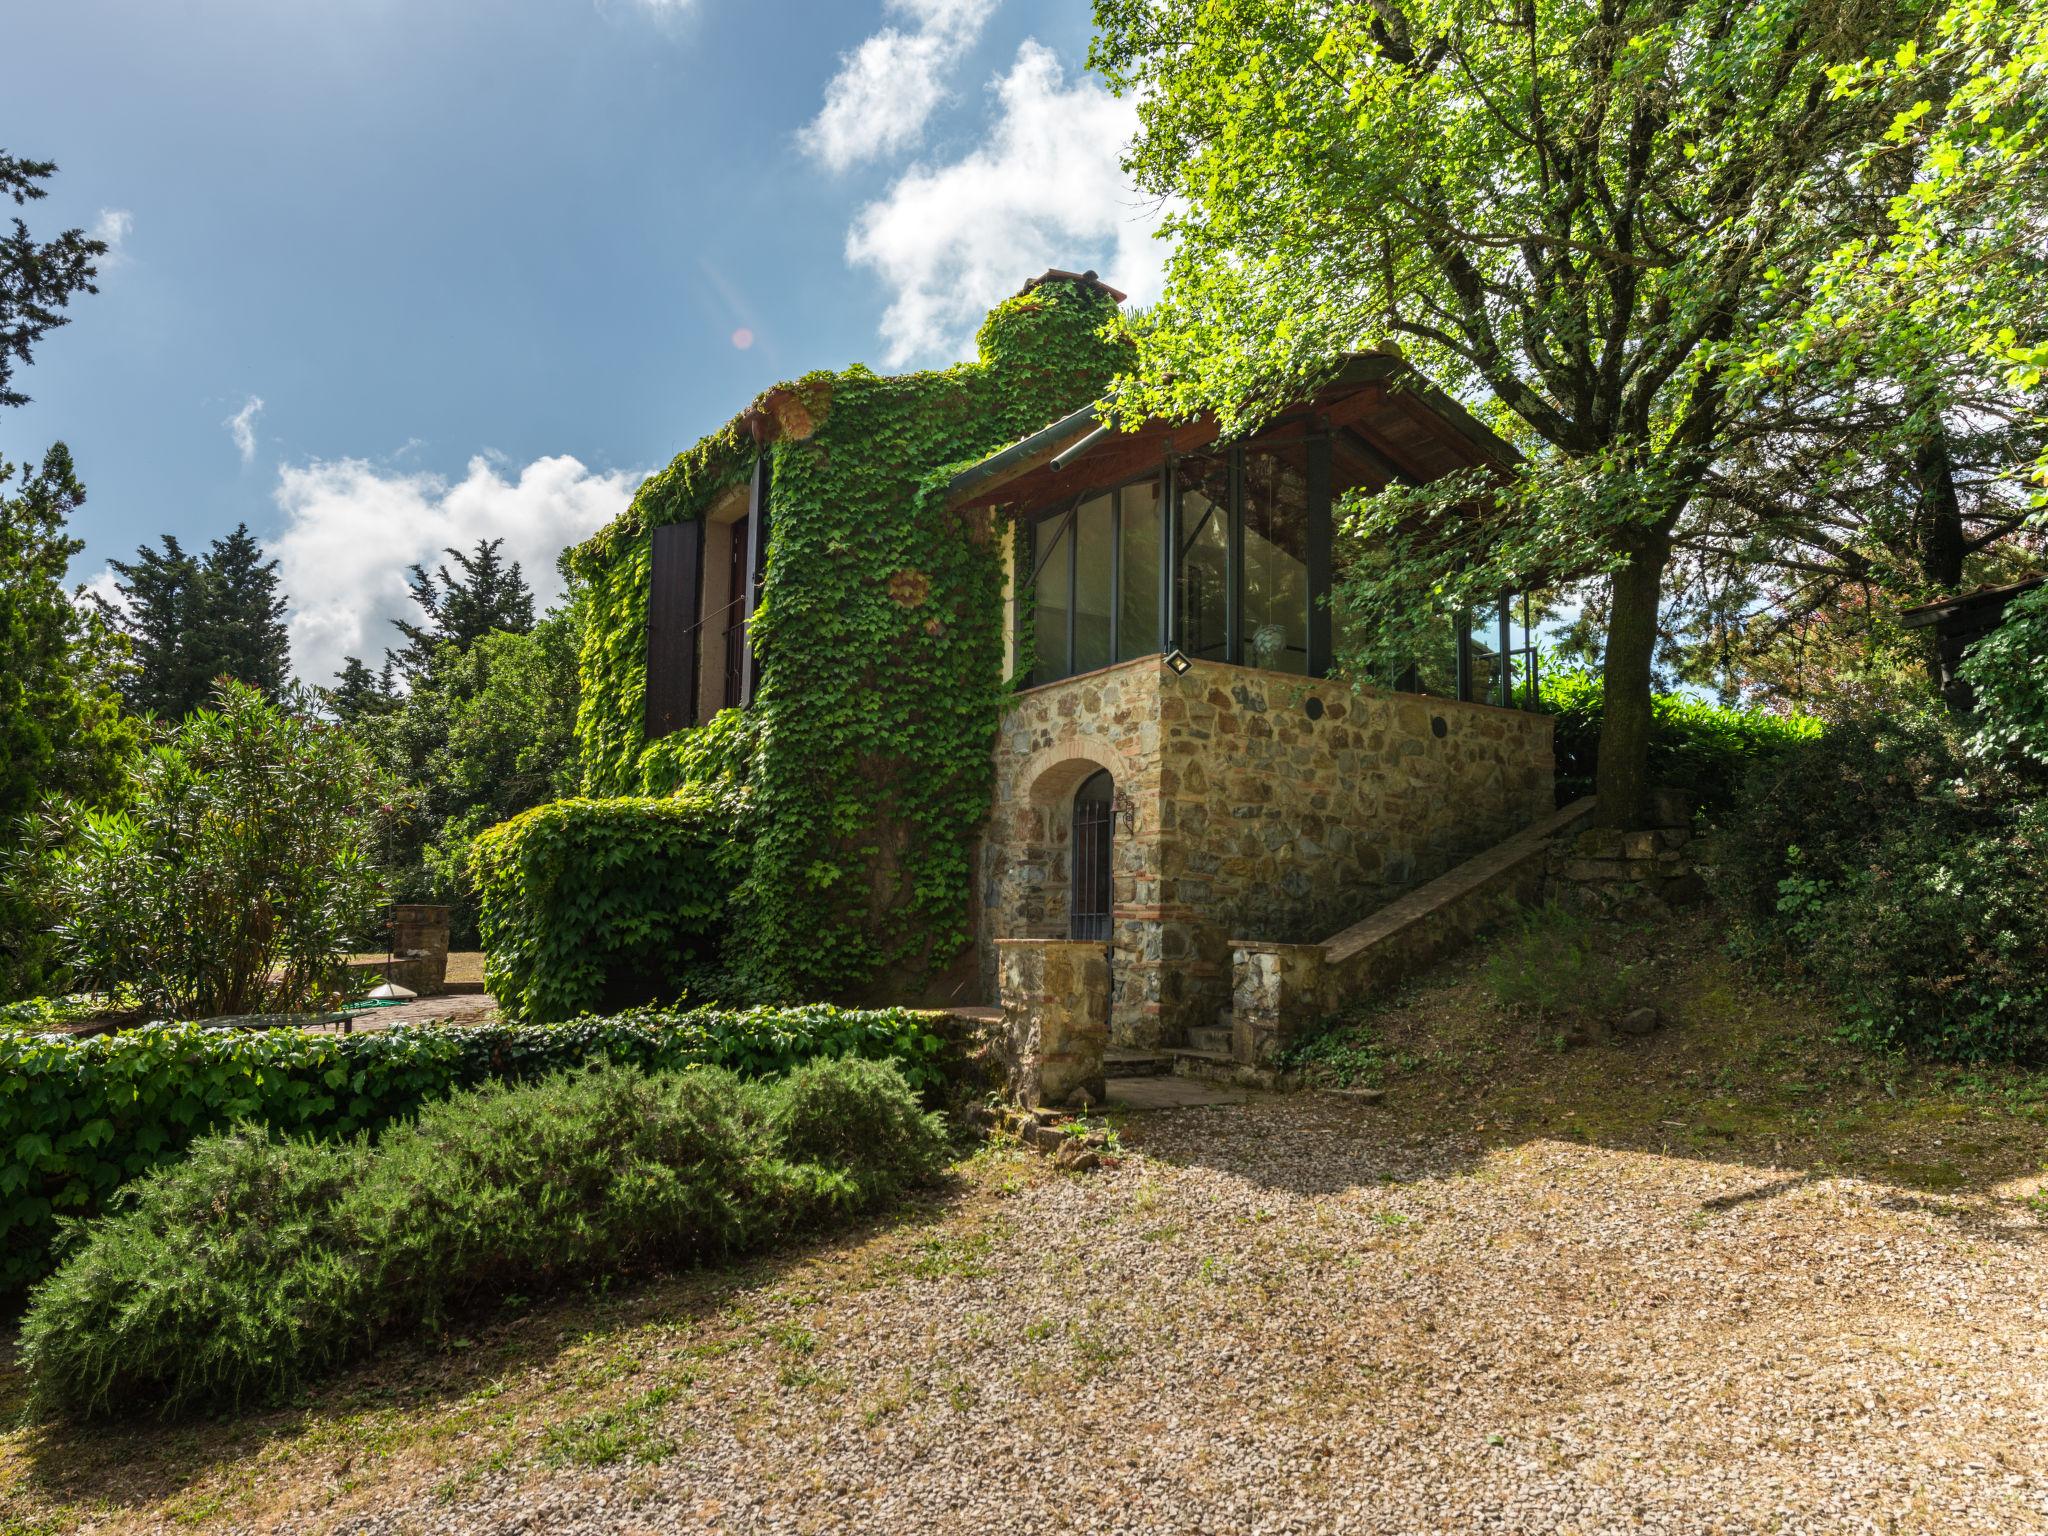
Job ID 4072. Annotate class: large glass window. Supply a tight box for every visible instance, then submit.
[1116,480,1161,661]
[1240,446,1311,674]
[1031,511,1070,682]
[1073,493,1114,673]
[1176,456,1231,662]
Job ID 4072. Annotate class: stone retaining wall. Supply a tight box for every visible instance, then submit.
[1229,798,1599,1065]
[980,656,1555,1049]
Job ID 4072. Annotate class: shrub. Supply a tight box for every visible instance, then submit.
[1482,903,1641,1027]
[42,680,383,1019]
[1721,708,2048,1064]
[16,1130,367,1417]
[471,790,742,1023]
[1537,668,1820,811]
[1715,708,1969,935]
[0,1003,956,1298]
[1790,805,2048,1064]
[20,1059,941,1419]
[1958,585,2048,777]
[765,1054,951,1206]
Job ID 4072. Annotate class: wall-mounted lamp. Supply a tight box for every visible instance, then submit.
[1164,648,1193,675]
[1112,786,1137,836]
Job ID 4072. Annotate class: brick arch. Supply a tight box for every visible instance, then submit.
[1020,739,1124,810]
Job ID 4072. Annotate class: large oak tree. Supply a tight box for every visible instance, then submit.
[1093,0,1944,823]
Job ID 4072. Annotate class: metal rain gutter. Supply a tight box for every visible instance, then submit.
[946,401,1103,503]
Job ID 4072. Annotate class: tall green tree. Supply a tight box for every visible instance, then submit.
[101,522,291,718]
[1093,0,1937,823]
[387,538,535,685]
[1,153,106,409]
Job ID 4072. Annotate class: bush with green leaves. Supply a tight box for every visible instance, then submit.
[41,680,382,1019]
[0,1002,956,1297]
[1537,668,1820,811]
[1481,902,1641,1028]
[470,790,743,1022]
[1958,585,2048,777]
[20,1057,947,1418]
[1721,708,2048,1064]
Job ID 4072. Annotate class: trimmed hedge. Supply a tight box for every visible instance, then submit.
[21,1058,951,1418]
[470,790,742,1023]
[1538,669,1820,811]
[0,1004,954,1299]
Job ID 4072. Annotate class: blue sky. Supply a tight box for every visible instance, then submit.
[5,0,1166,683]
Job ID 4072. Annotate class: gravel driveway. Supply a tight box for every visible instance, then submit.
[237,1092,2046,1536]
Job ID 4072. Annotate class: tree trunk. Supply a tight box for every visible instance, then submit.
[1595,535,1672,829]
[1909,420,1966,697]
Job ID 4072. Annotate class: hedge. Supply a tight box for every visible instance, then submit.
[470,790,742,1023]
[0,1003,954,1299]
[1538,668,1820,811]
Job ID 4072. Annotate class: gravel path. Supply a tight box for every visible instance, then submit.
[301,1094,2048,1536]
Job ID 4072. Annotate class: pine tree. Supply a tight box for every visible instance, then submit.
[325,655,390,722]
[194,523,290,698]
[387,538,534,683]
[100,535,205,718]
[101,523,291,717]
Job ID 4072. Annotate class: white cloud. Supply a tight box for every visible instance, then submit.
[90,208,133,262]
[224,395,265,464]
[845,40,1171,365]
[800,0,999,172]
[75,565,127,619]
[270,453,640,685]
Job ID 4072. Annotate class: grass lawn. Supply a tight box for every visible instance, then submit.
[6,909,2046,1534]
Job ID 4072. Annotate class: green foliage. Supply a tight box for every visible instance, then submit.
[0,1001,957,1298]
[0,989,137,1033]
[20,1057,946,1418]
[356,607,585,944]
[98,524,291,719]
[0,442,137,999]
[0,150,109,409]
[43,680,382,1020]
[570,278,1131,998]
[1092,0,1940,822]
[1792,807,2048,1064]
[386,538,537,688]
[1536,668,1822,811]
[763,1053,954,1205]
[1721,709,2048,1063]
[470,790,741,1023]
[1482,904,1642,1027]
[1959,586,2048,774]
[1281,1008,1387,1089]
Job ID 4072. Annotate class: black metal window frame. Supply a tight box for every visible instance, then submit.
[1017,435,1540,711]
[1022,468,1168,686]
[1069,768,1114,942]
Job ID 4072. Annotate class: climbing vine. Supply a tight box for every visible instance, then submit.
[569,279,1133,1000]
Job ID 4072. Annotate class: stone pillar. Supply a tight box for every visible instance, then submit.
[388,903,451,994]
[1230,942,1328,1067]
[996,938,1110,1109]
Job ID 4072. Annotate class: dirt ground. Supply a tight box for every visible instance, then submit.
[5,911,2045,1535]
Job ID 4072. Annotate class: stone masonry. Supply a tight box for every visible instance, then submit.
[980,655,1555,1050]
[995,938,1110,1108]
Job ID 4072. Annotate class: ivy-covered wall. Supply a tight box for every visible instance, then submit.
[569,278,1132,1001]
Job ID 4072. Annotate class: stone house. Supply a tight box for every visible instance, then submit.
[573,270,1555,1069]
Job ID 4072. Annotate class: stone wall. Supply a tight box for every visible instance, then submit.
[980,656,1554,1049]
[995,938,1110,1108]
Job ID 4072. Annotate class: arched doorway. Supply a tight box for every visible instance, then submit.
[1069,769,1114,942]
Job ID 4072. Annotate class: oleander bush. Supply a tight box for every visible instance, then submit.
[0,1003,955,1298]
[470,789,743,1023]
[1538,668,1820,811]
[20,1058,948,1419]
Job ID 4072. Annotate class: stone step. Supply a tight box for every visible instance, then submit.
[1104,1050,1169,1078]
[1184,1024,1233,1055]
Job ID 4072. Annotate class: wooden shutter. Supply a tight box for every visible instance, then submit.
[644,519,703,741]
